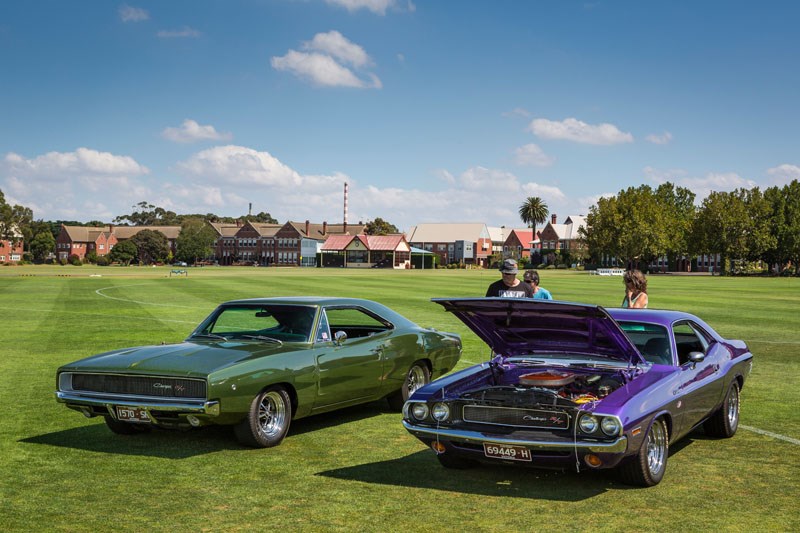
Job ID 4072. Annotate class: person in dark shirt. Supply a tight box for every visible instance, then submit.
[486,259,534,298]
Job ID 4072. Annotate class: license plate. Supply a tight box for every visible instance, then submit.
[483,443,532,462]
[116,406,151,423]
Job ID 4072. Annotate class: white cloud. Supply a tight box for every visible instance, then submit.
[304,30,371,68]
[502,107,531,118]
[157,27,201,39]
[119,5,149,22]
[325,0,396,15]
[271,32,381,89]
[514,143,555,167]
[1,148,151,220]
[645,131,673,145]
[643,165,688,184]
[644,166,756,202]
[521,182,566,202]
[529,117,634,145]
[161,119,233,144]
[4,147,149,177]
[767,163,800,186]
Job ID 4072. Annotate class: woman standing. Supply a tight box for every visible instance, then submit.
[622,270,649,308]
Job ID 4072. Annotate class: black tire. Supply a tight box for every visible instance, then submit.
[704,381,740,438]
[617,417,669,487]
[234,386,292,448]
[104,416,152,435]
[387,361,431,411]
[436,452,478,469]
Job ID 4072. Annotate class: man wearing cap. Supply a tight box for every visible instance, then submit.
[486,259,535,298]
[523,269,553,300]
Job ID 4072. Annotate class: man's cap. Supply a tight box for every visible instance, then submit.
[499,258,518,274]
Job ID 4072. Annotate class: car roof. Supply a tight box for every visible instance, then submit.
[606,308,701,329]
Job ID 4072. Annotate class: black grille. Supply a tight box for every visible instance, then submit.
[462,405,569,430]
[70,374,206,399]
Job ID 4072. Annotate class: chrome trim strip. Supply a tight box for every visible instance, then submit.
[402,420,628,453]
[56,391,219,415]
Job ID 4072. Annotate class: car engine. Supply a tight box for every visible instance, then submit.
[459,369,625,408]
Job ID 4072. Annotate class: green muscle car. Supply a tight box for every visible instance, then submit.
[56,297,462,447]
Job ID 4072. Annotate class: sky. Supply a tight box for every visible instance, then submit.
[2,1,799,232]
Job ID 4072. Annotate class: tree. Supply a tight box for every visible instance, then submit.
[364,217,399,235]
[655,183,696,269]
[130,229,170,264]
[518,197,549,236]
[691,188,775,274]
[0,188,33,245]
[28,231,56,263]
[114,201,180,226]
[108,239,138,265]
[176,219,218,263]
[765,180,800,274]
[244,212,279,224]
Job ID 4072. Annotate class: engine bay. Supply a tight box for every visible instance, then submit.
[459,367,627,408]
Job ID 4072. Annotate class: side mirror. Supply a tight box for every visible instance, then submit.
[334,330,347,346]
[688,351,705,367]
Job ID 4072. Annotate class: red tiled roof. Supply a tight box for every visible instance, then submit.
[366,234,405,250]
[321,235,355,250]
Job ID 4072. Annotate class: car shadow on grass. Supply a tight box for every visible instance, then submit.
[20,422,242,459]
[315,425,712,498]
[21,401,392,459]
[316,450,620,500]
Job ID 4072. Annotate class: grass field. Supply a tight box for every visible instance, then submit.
[1,266,798,532]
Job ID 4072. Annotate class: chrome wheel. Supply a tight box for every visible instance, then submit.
[407,365,428,396]
[726,384,740,430]
[646,419,668,476]
[234,386,293,447]
[257,391,288,439]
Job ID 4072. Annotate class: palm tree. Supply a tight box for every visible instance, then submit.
[519,196,549,235]
[519,197,549,264]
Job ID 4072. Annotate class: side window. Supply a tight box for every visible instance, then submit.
[673,322,710,365]
[325,307,393,339]
[315,309,331,343]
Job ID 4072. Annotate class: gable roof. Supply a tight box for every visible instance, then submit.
[321,233,409,252]
[209,222,241,238]
[506,229,534,245]
[286,221,366,240]
[543,216,586,240]
[112,226,182,240]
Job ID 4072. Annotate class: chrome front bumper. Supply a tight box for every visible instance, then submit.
[56,391,220,416]
[402,420,628,454]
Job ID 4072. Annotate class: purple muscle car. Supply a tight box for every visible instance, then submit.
[402,298,753,486]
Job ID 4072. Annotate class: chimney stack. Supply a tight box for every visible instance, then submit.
[305,220,310,236]
[248,202,252,216]
[551,214,557,224]
[343,182,348,226]
[323,221,328,235]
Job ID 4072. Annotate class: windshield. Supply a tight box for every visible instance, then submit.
[192,304,317,343]
[618,321,672,365]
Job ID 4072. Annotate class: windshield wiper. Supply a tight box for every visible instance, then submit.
[191,333,228,341]
[242,335,284,345]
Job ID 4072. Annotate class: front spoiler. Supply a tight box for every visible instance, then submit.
[56,391,220,417]
[402,420,628,453]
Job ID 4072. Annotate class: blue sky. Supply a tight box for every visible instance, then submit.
[2,1,799,231]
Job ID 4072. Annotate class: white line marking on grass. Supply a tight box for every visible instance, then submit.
[741,425,800,446]
[95,284,202,309]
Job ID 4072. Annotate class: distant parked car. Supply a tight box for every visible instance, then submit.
[173,261,188,267]
[56,298,462,447]
[403,298,753,486]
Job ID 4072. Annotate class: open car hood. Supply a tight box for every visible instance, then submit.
[433,298,645,365]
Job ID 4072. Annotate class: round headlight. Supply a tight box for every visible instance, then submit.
[601,417,621,436]
[411,403,429,420]
[579,414,599,433]
[431,402,450,422]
